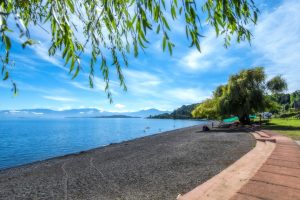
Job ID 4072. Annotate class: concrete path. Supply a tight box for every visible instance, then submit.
[178,129,300,200]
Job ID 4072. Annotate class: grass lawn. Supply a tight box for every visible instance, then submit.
[262,118,300,140]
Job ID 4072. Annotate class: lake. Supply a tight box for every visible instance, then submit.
[0,118,205,170]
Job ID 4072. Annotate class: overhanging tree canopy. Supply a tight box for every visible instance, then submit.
[0,0,259,101]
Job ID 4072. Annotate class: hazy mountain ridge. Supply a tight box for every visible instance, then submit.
[0,108,171,118]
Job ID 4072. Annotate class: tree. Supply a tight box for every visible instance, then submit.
[0,0,259,100]
[267,75,288,94]
[193,67,281,124]
[290,90,300,110]
[220,67,267,124]
[192,99,219,120]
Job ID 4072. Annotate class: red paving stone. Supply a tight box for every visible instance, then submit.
[231,132,300,200]
[237,180,300,200]
[251,171,300,190]
[260,164,300,178]
[231,193,262,200]
[272,150,300,155]
[273,148,300,154]
[265,158,300,169]
[269,155,300,162]
[276,144,300,149]
[275,147,300,152]
[274,148,300,153]
[271,152,300,159]
[275,145,300,149]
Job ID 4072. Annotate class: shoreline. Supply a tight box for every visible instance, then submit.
[0,125,254,200]
[0,124,204,172]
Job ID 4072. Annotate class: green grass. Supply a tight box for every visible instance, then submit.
[262,118,300,140]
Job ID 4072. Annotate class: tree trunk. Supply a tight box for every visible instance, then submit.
[239,114,250,125]
[259,114,262,126]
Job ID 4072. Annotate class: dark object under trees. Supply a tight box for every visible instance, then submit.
[202,125,210,131]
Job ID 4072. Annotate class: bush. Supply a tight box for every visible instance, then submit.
[277,111,300,118]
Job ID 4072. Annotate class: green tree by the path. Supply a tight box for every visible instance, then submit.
[192,67,281,124]
[0,0,258,100]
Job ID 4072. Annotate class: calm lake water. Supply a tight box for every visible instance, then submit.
[0,118,205,170]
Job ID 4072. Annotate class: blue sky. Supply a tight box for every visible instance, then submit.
[0,0,299,112]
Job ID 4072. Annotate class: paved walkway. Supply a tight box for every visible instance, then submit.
[178,129,300,200]
[231,131,300,200]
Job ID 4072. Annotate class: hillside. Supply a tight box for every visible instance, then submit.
[149,103,199,119]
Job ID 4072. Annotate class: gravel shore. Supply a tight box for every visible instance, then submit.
[0,125,255,200]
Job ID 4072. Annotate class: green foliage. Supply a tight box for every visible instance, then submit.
[213,84,225,98]
[193,67,279,123]
[0,0,259,100]
[277,111,300,119]
[269,90,300,112]
[219,67,268,122]
[191,99,220,119]
[264,96,281,113]
[273,93,290,105]
[290,90,300,110]
[267,75,288,94]
[262,118,300,140]
[150,103,198,119]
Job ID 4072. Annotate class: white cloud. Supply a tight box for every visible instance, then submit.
[9,110,21,113]
[68,76,119,95]
[180,30,238,71]
[32,112,44,115]
[42,96,77,102]
[7,18,66,72]
[31,43,65,70]
[69,81,91,91]
[15,82,72,97]
[165,88,211,104]
[251,0,300,92]
[0,81,10,89]
[123,69,162,96]
[119,69,211,106]
[115,103,126,109]
[124,69,161,87]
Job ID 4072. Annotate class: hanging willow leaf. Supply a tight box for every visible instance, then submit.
[3,34,11,50]
[0,0,259,102]
[3,71,9,80]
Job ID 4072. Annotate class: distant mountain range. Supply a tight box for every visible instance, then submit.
[0,108,171,118]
